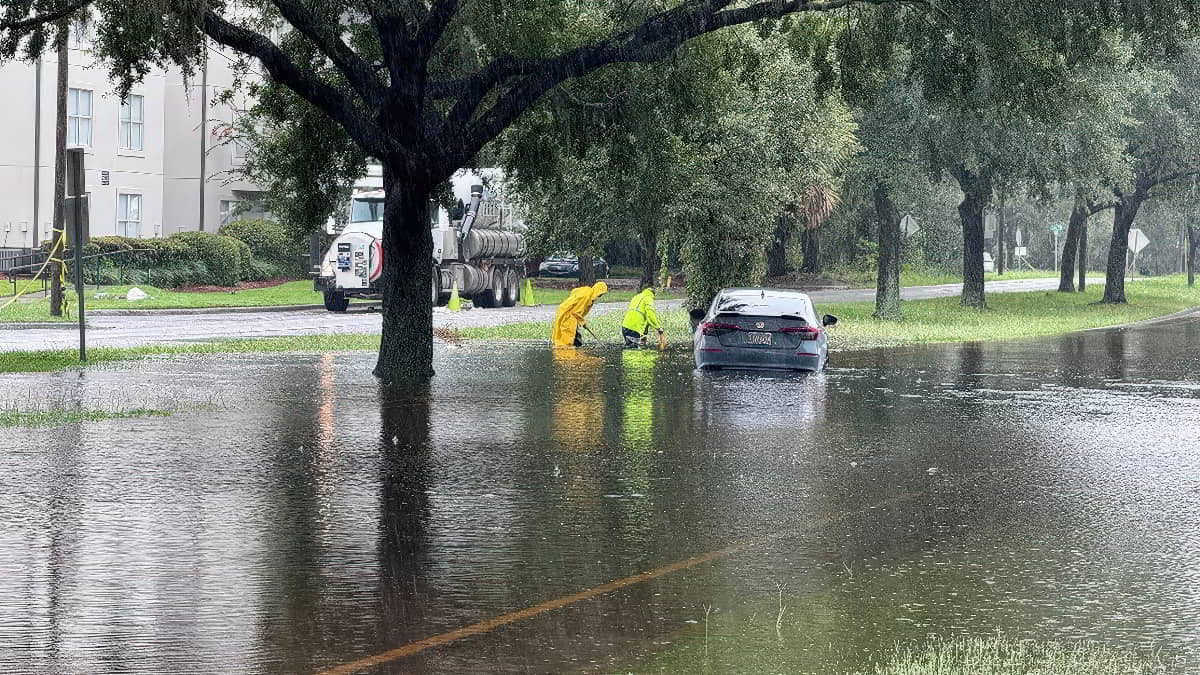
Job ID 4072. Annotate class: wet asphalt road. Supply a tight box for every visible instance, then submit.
[2,307,1197,673]
[0,277,1089,351]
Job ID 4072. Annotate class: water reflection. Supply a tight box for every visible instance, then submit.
[1,316,1198,673]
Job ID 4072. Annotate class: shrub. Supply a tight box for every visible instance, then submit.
[219,219,303,280]
[169,232,251,286]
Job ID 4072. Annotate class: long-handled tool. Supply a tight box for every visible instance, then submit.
[581,324,600,342]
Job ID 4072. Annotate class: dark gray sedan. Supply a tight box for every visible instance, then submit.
[691,288,837,372]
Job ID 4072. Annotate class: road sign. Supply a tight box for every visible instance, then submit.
[1015,228,1023,246]
[1014,246,1028,257]
[1049,222,1065,235]
[900,214,920,237]
[984,213,996,237]
[1128,228,1150,254]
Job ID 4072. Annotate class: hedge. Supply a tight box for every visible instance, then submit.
[219,219,304,280]
[37,220,309,288]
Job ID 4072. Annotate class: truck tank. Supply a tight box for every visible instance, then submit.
[460,229,526,261]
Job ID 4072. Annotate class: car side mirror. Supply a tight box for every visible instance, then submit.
[689,308,706,331]
[822,314,838,327]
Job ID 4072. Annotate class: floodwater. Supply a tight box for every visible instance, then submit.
[2,315,1199,674]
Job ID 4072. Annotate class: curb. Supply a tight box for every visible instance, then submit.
[1075,305,1200,332]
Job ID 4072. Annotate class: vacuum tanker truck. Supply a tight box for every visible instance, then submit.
[314,184,526,312]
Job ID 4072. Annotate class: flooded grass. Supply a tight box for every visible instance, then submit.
[855,636,1174,675]
[0,405,170,428]
[0,334,381,373]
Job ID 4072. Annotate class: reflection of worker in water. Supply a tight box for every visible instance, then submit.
[552,281,608,347]
[621,282,664,349]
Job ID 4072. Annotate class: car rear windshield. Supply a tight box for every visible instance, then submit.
[716,293,812,319]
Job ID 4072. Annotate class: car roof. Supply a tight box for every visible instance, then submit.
[718,288,813,301]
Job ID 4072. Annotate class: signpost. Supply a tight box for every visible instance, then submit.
[900,214,920,237]
[1127,228,1150,276]
[1049,223,1065,272]
[65,148,89,362]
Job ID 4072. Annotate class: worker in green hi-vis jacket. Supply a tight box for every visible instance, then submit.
[621,282,664,349]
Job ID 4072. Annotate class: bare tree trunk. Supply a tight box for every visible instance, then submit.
[799,226,821,274]
[50,23,68,317]
[639,225,659,286]
[1058,198,1086,292]
[766,213,792,278]
[953,167,991,308]
[996,197,1006,276]
[577,254,595,285]
[373,162,435,385]
[873,183,902,319]
[1102,196,1144,304]
[1077,218,1088,292]
[1188,224,1196,287]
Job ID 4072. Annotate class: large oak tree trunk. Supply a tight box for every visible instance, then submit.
[766,214,792,278]
[1058,198,1087,292]
[873,183,902,319]
[1102,196,1143,304]
[799,226,821,274]
[374,164,435,385]
[639,225,659,286]
[954,168,991,308]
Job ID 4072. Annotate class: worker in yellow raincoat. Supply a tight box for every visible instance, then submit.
[620,283,663,348]
[552,281,608,347]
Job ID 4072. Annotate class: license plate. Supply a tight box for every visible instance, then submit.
[745,332,772,345]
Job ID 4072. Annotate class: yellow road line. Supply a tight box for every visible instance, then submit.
[319,488,925,675]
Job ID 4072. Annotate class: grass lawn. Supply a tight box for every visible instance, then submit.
[2,277,1195,373]
[0,279,682,322]
[833,267,1063,288]
[529,284,686,307]
[461,276,1200,349]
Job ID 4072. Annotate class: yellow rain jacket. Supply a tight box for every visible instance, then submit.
[621,288,661,336]
[552,281,608,346]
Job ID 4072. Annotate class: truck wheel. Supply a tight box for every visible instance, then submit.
[324,290,349,312]
[431,267,442,307]
[502,269,519,307]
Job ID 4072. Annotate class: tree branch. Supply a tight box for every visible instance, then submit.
[415,0,458,54]
[439,0,899,165]
[0,0,91,31]
[269,0,385,107]
[201,9,386,157]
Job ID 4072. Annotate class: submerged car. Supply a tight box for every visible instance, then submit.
[691,288,838,372]
[538,254,610,279]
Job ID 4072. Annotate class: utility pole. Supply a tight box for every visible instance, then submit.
[49,21,68,317]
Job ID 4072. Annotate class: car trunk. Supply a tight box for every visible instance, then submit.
[706,314,819,350]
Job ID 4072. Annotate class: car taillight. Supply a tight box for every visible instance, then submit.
[781,326,821,340]
[701,322,739,336]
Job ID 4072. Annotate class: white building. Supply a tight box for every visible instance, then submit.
[0,25,264,263]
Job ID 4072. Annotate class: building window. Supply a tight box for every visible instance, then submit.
[117,193,141,238]
[67,88,92,147]
[219,200,240,226]
[119,94,144,151]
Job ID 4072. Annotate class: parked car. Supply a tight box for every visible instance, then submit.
[538,254,610,279]
[690,288,837,372]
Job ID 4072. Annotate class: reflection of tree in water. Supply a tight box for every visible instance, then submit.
[375,383,436,666]
[1103,329,1128,380]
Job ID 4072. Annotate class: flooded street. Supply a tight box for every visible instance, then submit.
[3,315,1199,673]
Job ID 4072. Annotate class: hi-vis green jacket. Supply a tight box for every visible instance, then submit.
[621,288,661,335]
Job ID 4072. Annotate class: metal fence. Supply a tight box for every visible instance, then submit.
[0,248,35,273]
